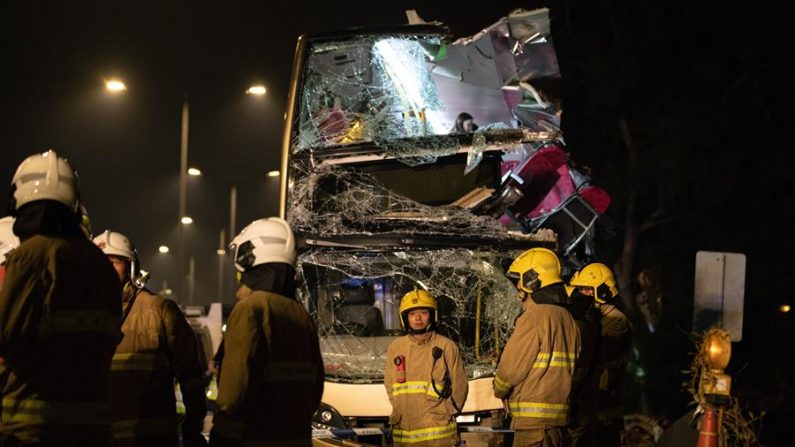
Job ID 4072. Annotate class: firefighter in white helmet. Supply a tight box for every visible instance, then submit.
[570,263,633,446]
[493,247,581,447]
[93,230,208,447]
[384,289,468,447]
[210,218,323,447]
[0,216,19,415]
[0,150,122,446]
[0,216,20,288]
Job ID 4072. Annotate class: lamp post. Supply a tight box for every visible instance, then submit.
[103,79,268,305]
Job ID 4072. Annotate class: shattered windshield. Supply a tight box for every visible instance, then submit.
[298,248,524,383]
[293,9,561,162]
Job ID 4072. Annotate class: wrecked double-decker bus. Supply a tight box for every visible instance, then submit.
[277,8,609,440]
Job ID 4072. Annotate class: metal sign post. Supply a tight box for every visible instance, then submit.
[693,251,746,341]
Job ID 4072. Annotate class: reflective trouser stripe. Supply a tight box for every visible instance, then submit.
[262,361,318,383]
[393,422,457,443]
[532,352,577,370]
[112,415,177,439]
[391,381,440,398]
[111,352,167,371]
[509,402,569,419]
[38,310,120,338]
[2,397,109,425]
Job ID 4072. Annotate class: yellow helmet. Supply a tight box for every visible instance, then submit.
[570,262,619,304]
[398,289,437,329]
[507,247,562,294]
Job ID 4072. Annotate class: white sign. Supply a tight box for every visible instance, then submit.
[694,251,746,341]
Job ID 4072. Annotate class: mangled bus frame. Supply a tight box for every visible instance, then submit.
[278,14,564,438]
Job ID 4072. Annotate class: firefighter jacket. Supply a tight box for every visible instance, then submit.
[110,286,207,446]
[210,285,324,447]
[595,304,633,423]
[384,331,468,447]
[493,292,581,430]
[0,235,122,445]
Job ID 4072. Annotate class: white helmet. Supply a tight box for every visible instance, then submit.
[93,229,148,287]
[0,216,20,265]
[9,150,80,214]
[230,217,296,272]
[93,230,135,260]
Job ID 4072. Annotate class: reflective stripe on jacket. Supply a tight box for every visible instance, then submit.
[110,287,207,446]
[210,286,324,445]
[384,331,468,447]
[0,235,122,444]
[493,295,580,429]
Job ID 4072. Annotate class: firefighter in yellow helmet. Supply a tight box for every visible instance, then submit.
[563,263,603,447]
[93,230,208,447]
[493,247,581,447]
[210,218,324,447]
[0,150,122,446]
[384,289,468,447]
[570,263,633,446]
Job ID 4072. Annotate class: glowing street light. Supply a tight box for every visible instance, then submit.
[105,79,127,93]
[187,167,202,176]
[267,170,280,177]
[181,216,194,225]
[158,245,170,254]
[781,304,791,313]
[246,85,267,96]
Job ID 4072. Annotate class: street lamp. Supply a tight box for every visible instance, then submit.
[105,79,127,93]
[103,81,267,305]
[267,170,280,177]
[246,85,267,96]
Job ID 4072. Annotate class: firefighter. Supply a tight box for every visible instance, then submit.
[210,218,323,447]
[0,150,122,446]
[0,216,20,428]
[493,247,580,447]
[565,271,601,447]
[384,289,468,447]
[0,216,19,288]
[93,230,208,447]
[570,263,633,447]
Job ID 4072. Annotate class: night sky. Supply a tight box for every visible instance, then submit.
[3,1,794,441]
[4,1,548,302]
